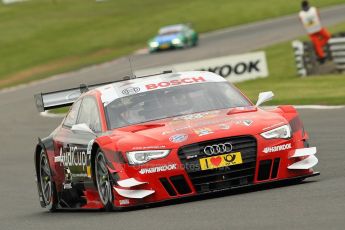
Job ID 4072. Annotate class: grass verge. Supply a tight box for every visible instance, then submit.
[1,0,344,89]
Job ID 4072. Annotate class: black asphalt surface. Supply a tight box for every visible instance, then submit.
[0,4,345,230]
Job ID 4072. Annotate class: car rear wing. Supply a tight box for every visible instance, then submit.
[34,84,87,112]
[34,81,120,112]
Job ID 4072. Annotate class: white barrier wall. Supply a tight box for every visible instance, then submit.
[135,52,269,83]
[329,37,345,72]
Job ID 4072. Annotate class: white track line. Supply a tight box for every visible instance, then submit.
[264,105,345,110]
[40,111,65,118]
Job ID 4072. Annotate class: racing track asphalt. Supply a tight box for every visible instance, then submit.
[0,4,345,230]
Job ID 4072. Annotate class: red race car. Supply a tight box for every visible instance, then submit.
[33,71,319,211]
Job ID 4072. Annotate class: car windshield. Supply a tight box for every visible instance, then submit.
[105,82,251,129]
[159,30,181,36]
[158,25,184,35]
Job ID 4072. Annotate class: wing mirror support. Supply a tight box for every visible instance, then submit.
[71,123,96,136]
[256,91,274,107]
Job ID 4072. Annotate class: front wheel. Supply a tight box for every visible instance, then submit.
[39,150,58,211]
[95,150,114,211]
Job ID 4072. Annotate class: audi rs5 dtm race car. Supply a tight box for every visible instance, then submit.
[147,24,198,53]
[33,71,319,211]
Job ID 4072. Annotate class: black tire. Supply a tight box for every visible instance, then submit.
[39,150,58,212]
[95,149,114,211]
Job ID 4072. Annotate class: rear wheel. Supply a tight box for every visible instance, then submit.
[39,150,57,211]
[95,150,114,211]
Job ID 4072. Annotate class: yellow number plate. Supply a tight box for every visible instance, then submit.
[199,152,243,170]
[160,44,169,49]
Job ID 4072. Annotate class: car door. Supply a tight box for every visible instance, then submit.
[54,96,102,182]
[184,25,193,46]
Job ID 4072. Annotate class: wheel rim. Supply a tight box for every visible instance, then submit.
[40,153,53,206]
[95,152,112,206]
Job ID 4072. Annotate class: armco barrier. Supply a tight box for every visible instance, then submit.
[329,37,345,73]
[292,33,345,76]
[292,40,319,76]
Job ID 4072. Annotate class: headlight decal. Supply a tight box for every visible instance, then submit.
[126,150,170,165]
[261,124,292,139]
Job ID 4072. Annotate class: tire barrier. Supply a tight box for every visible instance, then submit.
[292,33,345,76]
[292,40,319,76]
[329,35,345,73]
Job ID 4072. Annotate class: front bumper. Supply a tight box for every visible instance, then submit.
[111,143,319,208]
[149,42,184,52]
[112,171,320,210]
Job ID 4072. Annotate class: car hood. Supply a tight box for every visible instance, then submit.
[109,108,288,150]
[154,33,181,43]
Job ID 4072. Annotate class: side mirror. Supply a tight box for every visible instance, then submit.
[256,91,274,107]
[71,123,95,135]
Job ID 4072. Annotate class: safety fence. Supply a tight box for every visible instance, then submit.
[292,33,345,76]
[329,35,345,73]
[292,40,319,76]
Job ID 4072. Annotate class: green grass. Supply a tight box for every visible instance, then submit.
[1,0,344,88]
[236,23,345,105]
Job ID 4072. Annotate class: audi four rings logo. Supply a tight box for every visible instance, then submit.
[203,143,233,156]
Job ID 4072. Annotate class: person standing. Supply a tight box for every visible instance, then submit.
[299,0,331,63]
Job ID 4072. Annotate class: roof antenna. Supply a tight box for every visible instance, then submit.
[128,56,136,79]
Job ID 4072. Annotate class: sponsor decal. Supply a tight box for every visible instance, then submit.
[263,143,292,154]
[162,117,253,136]
[172,111,219,121]
[86,139,94,156]
[119,199,130,205]
[242,120,253,126]
[139,164,177,174]
[219,124,231,130]
[122,87,140,95]
[145,77,206,90]
[199,61,260,78]
[162,126,192,135]
[135,52,268,83]
[71,173,88,178]
[169,134,188,143]
[66,91,81,101]
[57,146,91,170]
[186,154,198,160]
[194,128,214,136]
[204,142,233,156]
[199,152,243,170]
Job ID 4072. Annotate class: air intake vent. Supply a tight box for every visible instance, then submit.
[271,158,280,179]
[170,175,192,195]
[258,160,272,181]
[159,178,177,196]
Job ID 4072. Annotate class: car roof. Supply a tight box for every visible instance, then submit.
[158,24,186,34]
[94,71,226,106]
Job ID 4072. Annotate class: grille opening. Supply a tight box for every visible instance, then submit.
[178,136,257,193]
[271,158,280,179]
[170,175,192,195]
[159,177,177,196]
[258,160,272,181]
